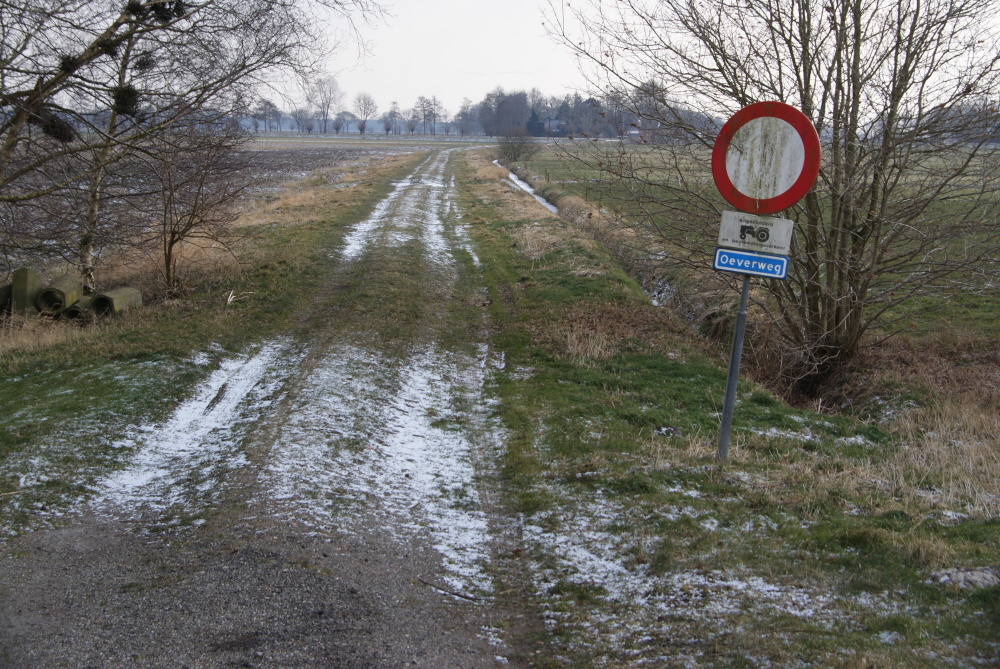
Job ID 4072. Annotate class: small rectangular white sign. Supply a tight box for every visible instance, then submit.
[718,211,794,255]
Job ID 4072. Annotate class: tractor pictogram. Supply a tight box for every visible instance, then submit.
[739,225,770,243]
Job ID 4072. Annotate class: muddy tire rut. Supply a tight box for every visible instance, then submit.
[0,151,525,668]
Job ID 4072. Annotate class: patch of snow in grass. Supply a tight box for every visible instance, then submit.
[751,427,819,442]
[936,509,971,523]
[519,486,920,663]
[184,351,213,366]
[740,516,779,534]
[90,340,297,520]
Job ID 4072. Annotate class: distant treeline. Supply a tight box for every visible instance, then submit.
[249,86,711,139]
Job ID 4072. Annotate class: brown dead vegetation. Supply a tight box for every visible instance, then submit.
[475,163,509,181]
[509,167,648,270]
[510,224,564,260]
[532,302,694,365]
[853,333,1000,410]
[0,313,97,357]
[862,336,1000,515]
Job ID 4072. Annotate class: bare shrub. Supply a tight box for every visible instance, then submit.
[496,129,541,164]
[144,123,252,293]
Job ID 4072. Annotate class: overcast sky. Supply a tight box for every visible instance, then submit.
[328,0,588,115]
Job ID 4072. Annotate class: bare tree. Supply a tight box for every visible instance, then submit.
[145,121,251,293]
[478,89,502,137]
[429,96,444,134]
[306,75,343,133]
[456,98,476,136]
[290,107,311,133]
[0,0,382,281]
[415,96,431,134]
[528,87,546,116]
[388,101,401,134]
[549,0,1000,391]
[335,110,356,133]
[353,93,377,135]
[252,98,279,132]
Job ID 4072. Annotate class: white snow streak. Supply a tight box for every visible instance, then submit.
[522,490,921,664]
[91,341,295,518]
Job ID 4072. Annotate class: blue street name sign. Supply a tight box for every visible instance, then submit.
[713,247,789,280]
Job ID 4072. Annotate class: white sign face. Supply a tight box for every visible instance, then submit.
[725,116,805,201]
[718,211,794,255]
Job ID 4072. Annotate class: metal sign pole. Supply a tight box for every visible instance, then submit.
[710,101,821,465]
[717,274,750,464]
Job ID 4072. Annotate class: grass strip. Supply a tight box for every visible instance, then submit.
[458,148,999,668]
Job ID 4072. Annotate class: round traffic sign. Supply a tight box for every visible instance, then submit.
[711,101,821,215]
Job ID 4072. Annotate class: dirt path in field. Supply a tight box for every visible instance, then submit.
[0,151,529,668]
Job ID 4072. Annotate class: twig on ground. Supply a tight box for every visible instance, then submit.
[416,576,481,602]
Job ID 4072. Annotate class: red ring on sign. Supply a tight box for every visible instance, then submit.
[711,101,821,215]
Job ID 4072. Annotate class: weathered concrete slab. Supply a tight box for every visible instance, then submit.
[11,268,42,317]
[37,274,84,315]
[92,288,142,316]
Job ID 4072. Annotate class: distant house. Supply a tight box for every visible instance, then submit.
[544,118,567,135]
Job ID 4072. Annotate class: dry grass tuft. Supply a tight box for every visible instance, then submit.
[899,534,957,568]
[475,164,508,181]
[0,314,96,358]
[535,302,690,364]
[564,324,613,361]
[510,224,563,260]
[642,429,718,469]
[880,400,1000,516]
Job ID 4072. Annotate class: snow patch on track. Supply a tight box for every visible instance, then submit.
[260,343,496,598]
[90,341,298,521]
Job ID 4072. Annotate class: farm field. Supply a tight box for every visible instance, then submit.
[515,142,1000,340]
[0,138,996,668]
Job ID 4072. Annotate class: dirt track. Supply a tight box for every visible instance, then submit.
[0,150,525,668]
